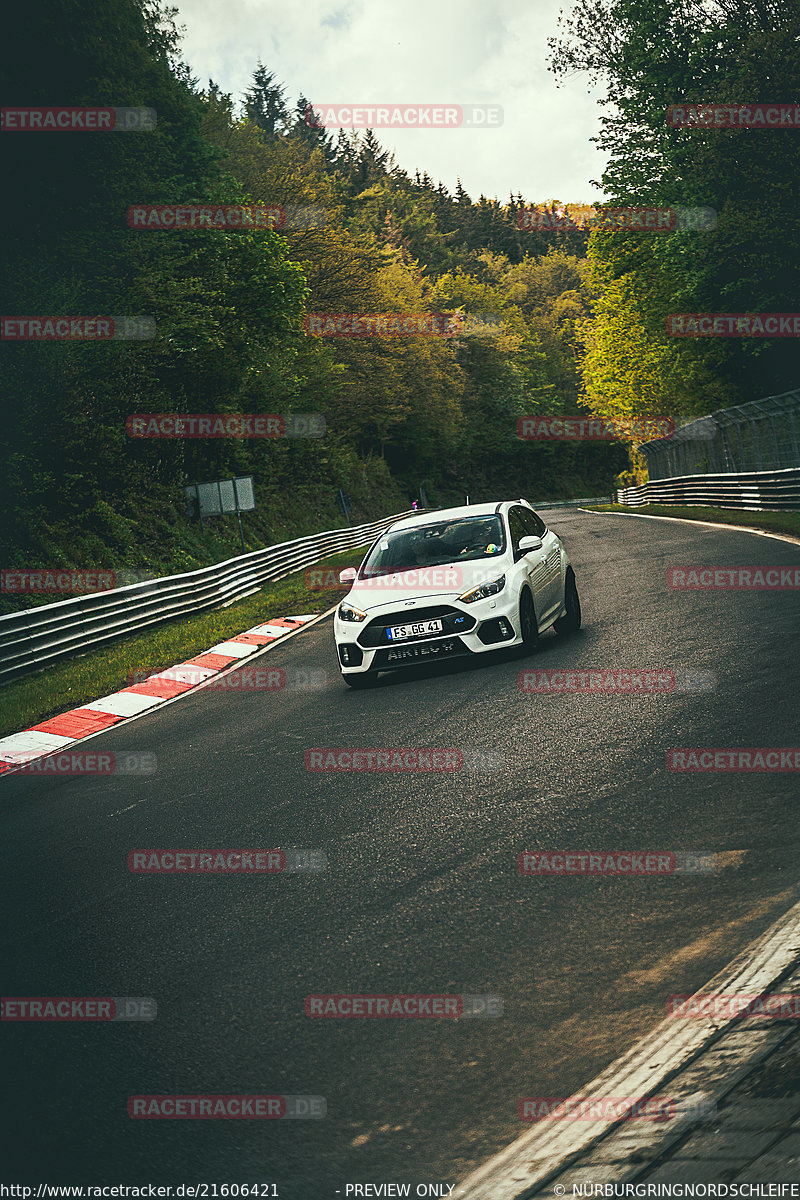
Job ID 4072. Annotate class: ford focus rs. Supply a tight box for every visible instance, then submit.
[334,500,581,688]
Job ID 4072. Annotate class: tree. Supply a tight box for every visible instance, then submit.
[549,0,800,419]
[244,62,289,139]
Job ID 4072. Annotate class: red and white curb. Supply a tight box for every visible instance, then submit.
[0,614,319,776]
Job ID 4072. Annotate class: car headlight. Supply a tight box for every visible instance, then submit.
[458,574,506,603]
[338,600,367,622]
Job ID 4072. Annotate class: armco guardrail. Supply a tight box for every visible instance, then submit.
[534,495,614,510]
[0,510,415,682]
[616,467,800,510]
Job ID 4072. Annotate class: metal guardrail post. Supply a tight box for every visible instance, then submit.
[788,411,800,464]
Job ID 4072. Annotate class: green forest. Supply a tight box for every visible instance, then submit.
[3,0,798,578]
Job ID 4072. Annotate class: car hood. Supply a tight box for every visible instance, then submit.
[343,559,508,612]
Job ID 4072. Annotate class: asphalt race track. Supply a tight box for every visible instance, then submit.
[3,509,800,1194]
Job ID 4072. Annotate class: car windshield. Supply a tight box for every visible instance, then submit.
[359,515,506,578]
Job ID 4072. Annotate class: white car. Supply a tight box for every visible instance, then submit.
[334,500,581,688]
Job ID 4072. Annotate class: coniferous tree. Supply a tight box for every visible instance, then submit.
[243,62,289,138]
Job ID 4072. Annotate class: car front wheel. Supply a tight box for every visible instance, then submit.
[518,589,539,656]
[554,567,581,636]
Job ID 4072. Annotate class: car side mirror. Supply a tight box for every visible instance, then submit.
[338,567,358,583]
[518,535,543,553]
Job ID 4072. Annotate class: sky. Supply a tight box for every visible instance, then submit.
[172,0,609,203]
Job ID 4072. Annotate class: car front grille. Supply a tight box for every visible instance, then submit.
[358,605,477,648]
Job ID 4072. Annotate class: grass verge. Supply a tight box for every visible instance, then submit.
[585,504,800,540]
[0,547,366,740]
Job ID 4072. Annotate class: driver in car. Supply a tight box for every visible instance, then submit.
[454,520,501,556]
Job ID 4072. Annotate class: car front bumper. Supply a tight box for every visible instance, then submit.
[334,593,522,675]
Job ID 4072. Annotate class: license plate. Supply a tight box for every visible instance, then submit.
[387,618,443,641]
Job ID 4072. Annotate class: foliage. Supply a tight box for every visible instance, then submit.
[1,0,628,572]
[549,0,800,428]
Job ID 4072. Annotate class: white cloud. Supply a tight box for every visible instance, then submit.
[174,0,608,202]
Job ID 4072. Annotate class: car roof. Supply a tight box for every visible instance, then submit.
[387,500,531,533]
